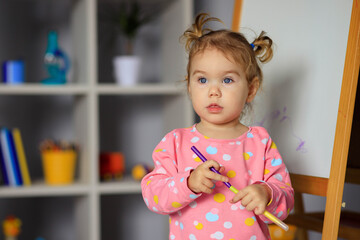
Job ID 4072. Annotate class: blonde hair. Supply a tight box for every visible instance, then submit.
[181,13,273,87]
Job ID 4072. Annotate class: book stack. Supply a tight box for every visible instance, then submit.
[0,127,31,187]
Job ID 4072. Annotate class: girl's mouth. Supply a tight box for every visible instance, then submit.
[207,103,223,113]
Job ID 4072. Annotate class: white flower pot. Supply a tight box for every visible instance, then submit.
[113,56,142,86]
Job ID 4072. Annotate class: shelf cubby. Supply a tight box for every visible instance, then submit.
[0,0,193,239]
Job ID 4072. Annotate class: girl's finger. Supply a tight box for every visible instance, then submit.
[207,171,229,182]
[245,200,257,212]
[240,194,252,207]
[202,160,229,182]
[204,160,221,170]
[254,205,266,215]
[201,184,213,194]
[231,188,247,203]
[203,179,215,189]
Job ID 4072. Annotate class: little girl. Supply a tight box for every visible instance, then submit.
[141,13,294,240]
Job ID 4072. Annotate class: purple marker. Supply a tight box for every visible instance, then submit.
[191,146,232,189]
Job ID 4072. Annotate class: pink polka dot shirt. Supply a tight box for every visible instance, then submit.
[141,125,294,240]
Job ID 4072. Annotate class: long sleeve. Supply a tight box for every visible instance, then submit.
[141,131,200,215]
[257,136,294,223]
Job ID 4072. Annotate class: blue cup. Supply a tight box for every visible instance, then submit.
[2,60,25,84]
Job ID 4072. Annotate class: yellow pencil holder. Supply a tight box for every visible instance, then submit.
[42,150,77,185]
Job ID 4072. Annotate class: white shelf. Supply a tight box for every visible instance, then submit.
[0,83,89,95]
[0,83,187,96]
[0,182,90,198]
[97,83,186,95]
[99,176,142,195]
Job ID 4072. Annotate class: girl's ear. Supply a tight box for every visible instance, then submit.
[246,77,259,103]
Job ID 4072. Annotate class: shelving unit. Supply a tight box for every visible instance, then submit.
[0,0,193,239]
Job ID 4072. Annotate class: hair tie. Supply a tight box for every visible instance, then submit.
[250,43,255,49]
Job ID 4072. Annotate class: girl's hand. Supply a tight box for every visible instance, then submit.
[230,183,272,215]
[187,160,229,194]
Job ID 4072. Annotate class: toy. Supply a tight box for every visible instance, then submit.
[131,164,152,181]
[2,215,21,240]
[191,146,289,231]
[100,152,125,181]
[2,60,24,84]
[42,31,70,84]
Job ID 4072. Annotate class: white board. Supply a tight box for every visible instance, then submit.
[241,0,353,178]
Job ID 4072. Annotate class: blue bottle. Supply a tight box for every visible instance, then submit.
[42,31,70,84]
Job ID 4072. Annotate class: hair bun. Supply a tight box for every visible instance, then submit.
[181,13,223,52]
[252,31,273,63]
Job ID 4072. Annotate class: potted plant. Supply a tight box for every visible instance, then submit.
[99,0,171,86]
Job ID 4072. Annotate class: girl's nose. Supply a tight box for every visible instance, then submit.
[209,84,221,97]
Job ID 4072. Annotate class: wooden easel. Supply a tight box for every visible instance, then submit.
[232,0,360,239]
[322,0,360,238]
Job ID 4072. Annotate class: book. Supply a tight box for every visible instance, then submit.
[12,128,31,185]
[0,128,22,186]
[8,129,23,186]
[0,137,9,185]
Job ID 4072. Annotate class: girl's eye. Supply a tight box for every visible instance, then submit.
[199,77,207,84]
[223,77,233,84]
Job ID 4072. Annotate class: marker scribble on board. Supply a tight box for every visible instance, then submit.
[255,106,307,153]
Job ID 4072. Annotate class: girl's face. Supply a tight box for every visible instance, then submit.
[188,48,258,127]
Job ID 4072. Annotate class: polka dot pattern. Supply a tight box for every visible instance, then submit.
[214,193,226,203]
[245,217,256,226]
[227,170,236,178]
[172,202,182,208]
[141,125,293,240]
